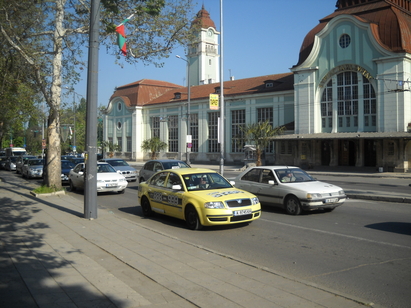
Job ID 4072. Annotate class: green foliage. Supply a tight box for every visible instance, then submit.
[141,137,167,159]
[32,185,64,194]
[238,120,285,166]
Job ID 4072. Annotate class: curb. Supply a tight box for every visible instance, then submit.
[30,190,66,198]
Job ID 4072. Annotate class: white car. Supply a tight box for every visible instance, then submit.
[68,162,128,194]
[233,166,346,215]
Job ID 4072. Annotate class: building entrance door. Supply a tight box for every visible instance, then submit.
[364,139,377,167]
[321,141,331,166]
[338,140,356,166]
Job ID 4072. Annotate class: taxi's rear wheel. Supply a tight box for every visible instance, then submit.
[185,206,202,230]
[285,196,301,215]
[69,180,76,192]
[141,197,153,217]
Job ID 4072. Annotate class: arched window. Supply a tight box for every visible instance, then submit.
[321,71,376,133]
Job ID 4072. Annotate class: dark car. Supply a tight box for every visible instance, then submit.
[61,160,75,184]
[0,156,8,170]
[68,157,85,165]
[138,159,190,183]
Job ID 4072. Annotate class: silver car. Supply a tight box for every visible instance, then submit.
[99,158,137,182]
[16,155,37,174]
[138,159,190,183]
[22,158,44,179]
[233,166,346,215]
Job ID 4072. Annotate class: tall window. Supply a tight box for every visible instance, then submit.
[363,76,376,131]
[151,117,160,138]
[321,80,333,131]
[321,71,376,133]
[337,72,358,131]
[257,107,274,153]
[231,109,245,152]
[126,137,131,152]
[117,137,122,151]
[168,115,178,152]
[208,112,220,153]
[189,114,198,152]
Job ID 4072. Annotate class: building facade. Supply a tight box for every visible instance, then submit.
[103,0,411,172]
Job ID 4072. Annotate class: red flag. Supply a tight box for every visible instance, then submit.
[115,24,127,56]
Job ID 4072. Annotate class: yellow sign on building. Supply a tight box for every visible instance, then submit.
[209,94,219,110]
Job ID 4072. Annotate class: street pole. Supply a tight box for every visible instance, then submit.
[84,0,99,220]
[176,55,191,165]
[219,0,225,175]
[72,91,76,152]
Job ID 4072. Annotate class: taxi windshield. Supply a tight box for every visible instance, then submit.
[183,172,232,191]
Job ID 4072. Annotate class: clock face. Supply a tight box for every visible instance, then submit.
[207,29,213,37]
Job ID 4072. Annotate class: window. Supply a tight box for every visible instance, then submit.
[280,141,293,155]
[117,102,122,111]
[189,114,198,153]
[117,137,122,151]
[339,34,351,48]
[126,137,131,152]
[231,110,245,152]
[321,80,333,131]
[363,76,376,131]
[117,121,122,130]
[257,107,274,153]
[208,112,220,153]
[151,117,160,138]
[168,115,179,152]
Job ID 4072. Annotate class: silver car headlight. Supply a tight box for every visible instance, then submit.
[119,178,126,182]
[306,193,322,199]
[204,201,225,209]
[339,190,345,195]
[97,179,105,183]
[251,197,259,205]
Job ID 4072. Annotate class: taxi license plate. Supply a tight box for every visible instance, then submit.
[106,183,117,187]
[325,198,338,203]
[233,209,252,216]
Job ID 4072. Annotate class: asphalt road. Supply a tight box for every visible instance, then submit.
[62,178,411,308]
[3,169,411,308]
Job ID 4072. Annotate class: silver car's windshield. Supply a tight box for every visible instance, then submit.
[183,173,232,191]
[275,168,315,183]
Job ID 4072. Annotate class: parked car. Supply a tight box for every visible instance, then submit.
[16,155,37,174]
[68,162,128,194]
[68,157,85,165]
[139,159,190,183]
[61,160,75,184]
[22,158,44,179]
[99,158,137,182]
[233,166,346,215]
[138,168,261,230]
[4,156,18,171]
[0,156,8,170]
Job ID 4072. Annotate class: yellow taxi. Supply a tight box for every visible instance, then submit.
[138,168,261,230]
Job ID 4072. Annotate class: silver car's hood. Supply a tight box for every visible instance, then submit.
[282,181,343,193]
[113,166,135,172]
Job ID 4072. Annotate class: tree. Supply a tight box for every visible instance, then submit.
[0,0,196,189]
[141,137,167,159]
[238,120,285,166]
[100,140,120,158]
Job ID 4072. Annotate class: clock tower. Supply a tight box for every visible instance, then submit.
[187,6,220,86]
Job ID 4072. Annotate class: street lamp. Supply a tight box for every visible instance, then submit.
[64,87,83,153]
[176,55,191,165]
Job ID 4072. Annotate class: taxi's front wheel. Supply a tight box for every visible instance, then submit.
[141,197,154,217]
[185,206,203,230]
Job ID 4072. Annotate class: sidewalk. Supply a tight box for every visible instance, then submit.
[0,176,382,308]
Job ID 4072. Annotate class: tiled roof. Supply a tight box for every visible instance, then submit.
[144,73,294,106]
[296,0,411,66]
[109,79,182,107]
[191,5,216,29]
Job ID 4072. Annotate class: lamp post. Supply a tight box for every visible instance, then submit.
[176,55,191,165]
[64,87,82,153]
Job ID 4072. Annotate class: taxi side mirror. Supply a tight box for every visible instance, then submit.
[172,184,182,190]
[268,180,277,185]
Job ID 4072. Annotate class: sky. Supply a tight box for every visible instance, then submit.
[70,0,336,107]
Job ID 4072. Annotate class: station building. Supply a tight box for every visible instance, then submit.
[103,0,411,172]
